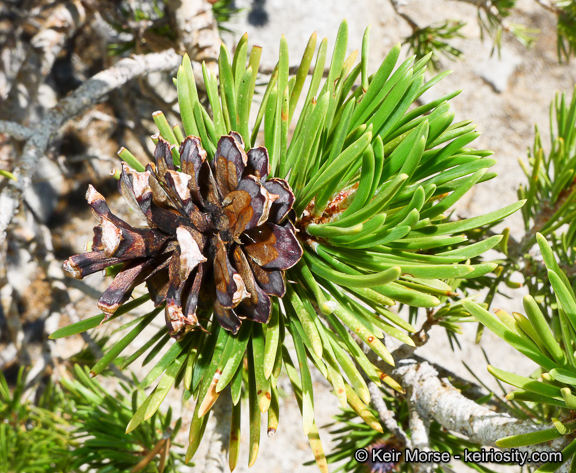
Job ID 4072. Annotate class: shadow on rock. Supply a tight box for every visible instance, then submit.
[248,0,268,26]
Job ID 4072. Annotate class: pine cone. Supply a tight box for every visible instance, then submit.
[63,133,303,337]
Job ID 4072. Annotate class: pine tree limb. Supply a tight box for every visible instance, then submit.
[0,1,88,123]
[0,49,181,246]
[408,405,433,473]
[167,0,221,72]
[378,353,571,455]
[0,121,34,141]
[368,381,412,448]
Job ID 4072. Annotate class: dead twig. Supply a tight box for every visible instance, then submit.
[368,381,412,448]
[1,1,88,123]
[374,352,572,455]
[167,0,221,72]
[408,405,433,473]
[0,49,181,246]
[0,121,34,141]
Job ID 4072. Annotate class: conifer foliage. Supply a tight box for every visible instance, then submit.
[55,21,529,469]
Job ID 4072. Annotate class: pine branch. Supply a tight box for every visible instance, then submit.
[375,352,571,455]
[409,405,433,473]
[167,0,221,71]
[389,0,538,59]
[0,49,181,246]
[368,381,412,448]
[512,178,576,258]
[0,1,88,122]
[0,121,33,141]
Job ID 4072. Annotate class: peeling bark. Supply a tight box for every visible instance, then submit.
[167,0,221,73]
[385,355,571,454]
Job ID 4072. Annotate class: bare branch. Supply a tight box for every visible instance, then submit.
[0,120,34,141]
[401,349,434,473]
[0,49,181,245]
[368,381,412,448]
[385,356,570,453]
[408,406,430,449]
[167,0,221,71]
[408,406,433,473]
[63,277,104,300]
[411,308,437,346]
[1,1,88,122]
[360,335,567,455]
